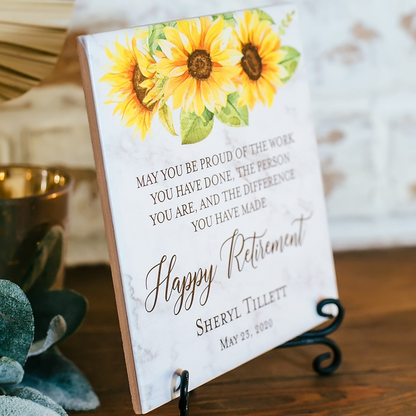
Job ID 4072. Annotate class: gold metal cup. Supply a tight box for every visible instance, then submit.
[0,165,72,288]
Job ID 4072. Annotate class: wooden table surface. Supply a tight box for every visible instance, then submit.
[64,248,416,416]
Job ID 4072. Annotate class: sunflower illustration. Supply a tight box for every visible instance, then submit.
[155,16,242,117]
[235,10,288,110]
[100,34,163,140]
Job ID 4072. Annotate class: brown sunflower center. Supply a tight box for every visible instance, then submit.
[187,50,212,80]
[241,43,262,81]
[133,65,156,111]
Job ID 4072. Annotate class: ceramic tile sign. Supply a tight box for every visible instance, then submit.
[78,4,338,413]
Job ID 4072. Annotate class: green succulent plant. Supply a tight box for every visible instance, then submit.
[0,226,99,415]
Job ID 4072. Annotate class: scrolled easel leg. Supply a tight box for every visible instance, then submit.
[179,370,190,416]
[312,337,342,375]
[176,299,344,415]
[277,298,344,375]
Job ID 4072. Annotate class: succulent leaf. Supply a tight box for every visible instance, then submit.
[8,386,68,416]
[18,348,99,411]
[0,279,34,365]
[29,290,87,345]
[0,395,63,416]
[0,356,24,385]
[29,315,67,357]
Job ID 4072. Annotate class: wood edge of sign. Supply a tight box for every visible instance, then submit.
[76,37,143,415]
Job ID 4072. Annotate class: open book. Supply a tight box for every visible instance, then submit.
[0,0,73,102]
[78,4,338,413]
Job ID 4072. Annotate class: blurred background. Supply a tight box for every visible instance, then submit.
[1,0,415,266]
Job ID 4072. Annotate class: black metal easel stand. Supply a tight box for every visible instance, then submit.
[277,298,344,375]
[178,298,344,415]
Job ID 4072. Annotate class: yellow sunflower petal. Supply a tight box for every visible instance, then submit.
[154,50,164,59]
[157,39,183,61]
[237,16,248,45]
[183,77,198,112]
[164,26,192,55]
[200,80,216,113]
[261,67,280,86]
[105,45,115,61]
[134,27,149,39]
[210,68,238,92]
[170,74,193,109]
[203,16,223,51]
[258,34,280,57]
[140,79,154,90]
[243,11,252,38]
[206,77,227,108]
[209,27,232,58]
[156,56,186,77]
[164,72,187,101]
[145,88,161,103]
[254,80,266,105]
[177,19,200,50]
[193,85,206,116]
[261,76,277,106]
[249,11,260,41]
[252,21,271,46]
[134,49,154,78]
[211,48,242,66]
[198,16,212,49]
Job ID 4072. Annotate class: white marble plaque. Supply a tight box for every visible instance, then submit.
[78,4,338,413]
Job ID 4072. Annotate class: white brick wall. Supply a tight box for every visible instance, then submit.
[1,0,416,263]
[295,0,416,249]
[0,134,12,164]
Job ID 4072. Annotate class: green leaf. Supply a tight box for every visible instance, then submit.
[0,395,63,416]
[19,349,99,411]
[278,11,296,37]
[148,23,167,56]
[212,13,237,27]
[279,46,301,83]
[254,9,275,24]
[158,104,177,136]
[180,108,214,144]
[21,225,64,294]
[286,11,294,23]
[29,315,67,357]
[0,357,24,385]
[0,279,34,365]
[8,387,68,416]
[215,92,248,127]
[280,46,301,64]
[28,290,87,346]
